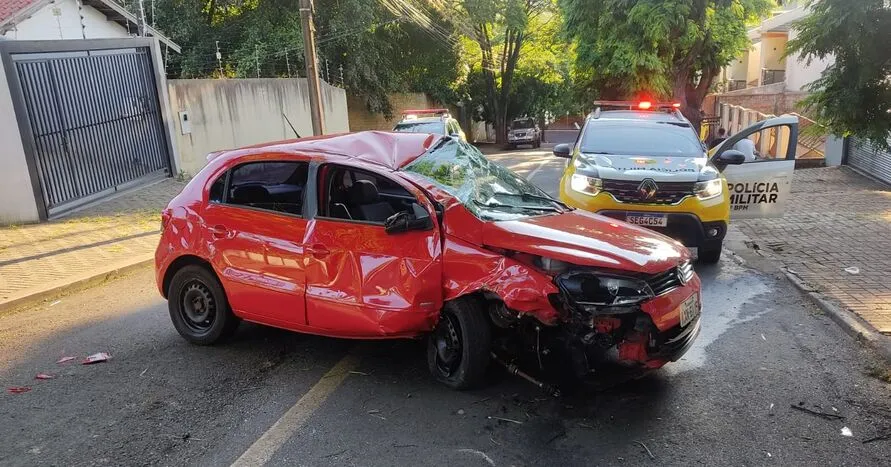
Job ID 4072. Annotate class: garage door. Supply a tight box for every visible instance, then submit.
[848,136,891,184]
[13,46,171,216]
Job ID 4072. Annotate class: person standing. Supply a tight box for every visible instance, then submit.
[709,128,728,149]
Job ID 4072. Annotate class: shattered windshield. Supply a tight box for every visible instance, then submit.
[404,138,566,221]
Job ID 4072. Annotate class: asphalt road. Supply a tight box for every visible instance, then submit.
[2,147,890,467]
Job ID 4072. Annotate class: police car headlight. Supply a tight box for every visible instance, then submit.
[694,178,723,200]
[570,174,603,196]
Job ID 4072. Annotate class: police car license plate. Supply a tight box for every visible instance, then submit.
[680,293,700,328]
[625,212,667,227]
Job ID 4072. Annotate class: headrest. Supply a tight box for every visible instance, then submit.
[350,179,379,204]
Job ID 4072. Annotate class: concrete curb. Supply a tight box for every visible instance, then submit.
[781,268,891,364]
[0,254,154,315]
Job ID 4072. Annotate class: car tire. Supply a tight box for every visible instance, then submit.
[167,265,240,345]
[697,247,722,264]
[427,297,491,390]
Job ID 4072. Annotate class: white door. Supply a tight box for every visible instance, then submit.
[712,115,799,219]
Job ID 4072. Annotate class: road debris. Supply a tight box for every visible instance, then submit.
[490,352,560,397]
[7,386,31,394]
[82,352,111,365]
[56,356,76,364]
[844,267,860,275]
[472,397,492,404]
[457,449,495,466]
[790,404,845,420]
[349,370,370,376]
[49,300,61,307]
[320,449,348,459]
[487,416,523,425]
[35,373,55,380]
[139,368,148,377]
[841,427,853,437]
[457,409,466,415]
[761,334,767,341]
[769,403,775,411]
[393,444,417,448]
[546,429,567,445]
[634,440,656,460]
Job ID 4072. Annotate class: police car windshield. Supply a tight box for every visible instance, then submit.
[393,121,446,135]
[581,124,704,157]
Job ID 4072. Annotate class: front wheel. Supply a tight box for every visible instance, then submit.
[427,298,491,390]
[697,247,722,264]
[167,265,240,345]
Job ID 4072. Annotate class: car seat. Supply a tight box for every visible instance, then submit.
[349,179,395,222]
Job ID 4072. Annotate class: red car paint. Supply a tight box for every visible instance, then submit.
[156,131,699,366]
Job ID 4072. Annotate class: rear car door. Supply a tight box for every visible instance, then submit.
[201,160,310,326]
[303,163,443,337]
[711,115,799,219]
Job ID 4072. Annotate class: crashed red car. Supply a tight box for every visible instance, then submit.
[156,131,701,390]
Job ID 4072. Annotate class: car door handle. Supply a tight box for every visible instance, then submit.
[210,225,229,238]
[306,244,329,258]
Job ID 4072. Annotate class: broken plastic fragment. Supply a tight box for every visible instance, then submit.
[844,267,860,275]
[82,352,111,365]
[56,356,76,364]
[35,373,55,380]
[841,427,853,437]
[7,386,31,394]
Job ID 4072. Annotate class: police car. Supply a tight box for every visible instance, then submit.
[392,109,467,141]
[554,100,799,263]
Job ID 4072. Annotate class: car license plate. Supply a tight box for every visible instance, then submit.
[625,212,667,227]
[679,293,701,328]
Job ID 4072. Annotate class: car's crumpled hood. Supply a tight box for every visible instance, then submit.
[481,209,687,274]
[579,152,707,182]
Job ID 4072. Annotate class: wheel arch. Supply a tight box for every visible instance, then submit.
[161,255,217,299]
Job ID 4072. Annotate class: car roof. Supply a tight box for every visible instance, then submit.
[209,131,438,171]
[594,110,688,123]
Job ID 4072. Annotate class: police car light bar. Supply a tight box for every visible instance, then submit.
[592,100,682,111]
[401,108,450,116]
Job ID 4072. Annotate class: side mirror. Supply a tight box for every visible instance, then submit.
[384,203,433,234]
[718,149,747,165]
[553,143,572,159]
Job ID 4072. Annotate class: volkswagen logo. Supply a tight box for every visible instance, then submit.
[637,178,658,200]
[677,267,688,285]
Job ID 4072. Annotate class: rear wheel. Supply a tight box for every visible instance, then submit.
[697,247,722,264]
[167,265,240,345]
[427,298,491,390]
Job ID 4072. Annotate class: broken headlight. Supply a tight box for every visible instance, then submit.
[556,271,654,312]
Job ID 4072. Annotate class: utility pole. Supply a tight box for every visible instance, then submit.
[255,44,260,78]
[138,0,146,36]
[215,40,223,78]
[299,0,325,135]
[285,51,291,78]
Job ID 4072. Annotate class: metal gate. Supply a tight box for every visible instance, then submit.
[848,136,891,185]
[13,46,170,215]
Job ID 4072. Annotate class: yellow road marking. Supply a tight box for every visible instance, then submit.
[231,353,361,467]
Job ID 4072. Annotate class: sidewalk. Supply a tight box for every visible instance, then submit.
[0,179,186,311]
[735,166,891,334]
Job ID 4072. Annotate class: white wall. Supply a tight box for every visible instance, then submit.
[0,64,41,224]
[727,51,748,81]
[761,34,788,71]
[168,79,351,175]
[785,28,834,92]
[2,0,129,41]
[746,44,762,84]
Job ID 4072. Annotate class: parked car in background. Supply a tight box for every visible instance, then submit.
[554,100,800,264]
[507,117,541,149]
[392,108,466,141]
[156,131,701,391]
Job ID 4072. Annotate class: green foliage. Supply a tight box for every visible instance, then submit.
[786,0,891,148]
[560,0,772,118]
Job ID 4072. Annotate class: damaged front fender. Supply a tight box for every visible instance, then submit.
[442,237,560,325]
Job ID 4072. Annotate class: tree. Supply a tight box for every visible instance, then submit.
[443,0,555,143]
[786,0,891,148]
[560,0,772,129]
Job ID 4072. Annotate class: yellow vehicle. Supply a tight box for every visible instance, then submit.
[554,101,799,264]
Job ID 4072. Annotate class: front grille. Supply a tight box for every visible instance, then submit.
[602,179,695,205]
[647,268,682,296]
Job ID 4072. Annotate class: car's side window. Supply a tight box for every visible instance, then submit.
[224,161,308,216]
[208,172,226,203]
[317,165,415,225]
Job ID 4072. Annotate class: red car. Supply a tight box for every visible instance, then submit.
[156,131,701,390]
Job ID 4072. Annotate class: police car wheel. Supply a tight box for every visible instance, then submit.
[698,248,722,264]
